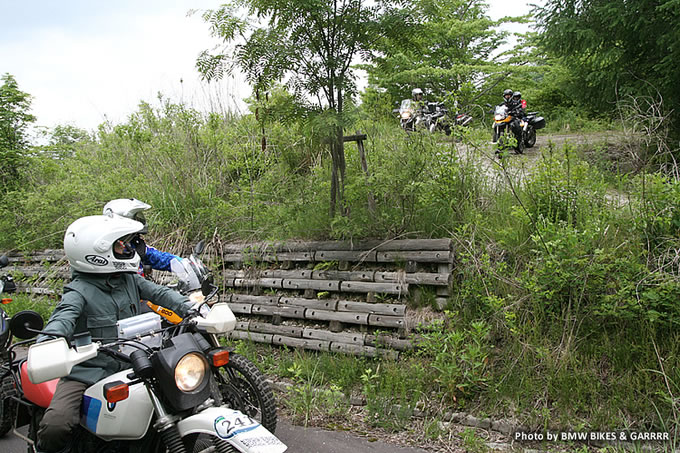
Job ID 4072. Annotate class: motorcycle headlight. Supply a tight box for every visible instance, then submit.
[401,111,412,119]
[174,353,207,392]
[494,114,504,121]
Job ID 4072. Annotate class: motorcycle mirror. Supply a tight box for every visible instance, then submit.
[10,310,45,340]
[201,275,216,297]
[0,255,8,269]
[194,240,206,256]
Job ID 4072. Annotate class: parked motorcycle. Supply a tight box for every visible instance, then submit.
[491,105,545,154]
[0,280,287,452]
[520,111,546,149]
[146,242,278,433]
[0,255,16,297]
[394,99,424,132]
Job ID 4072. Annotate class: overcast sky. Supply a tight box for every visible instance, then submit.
[1,1,540,134]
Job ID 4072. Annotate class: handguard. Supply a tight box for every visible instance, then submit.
[193,303,236,334]
[27,337,99,383]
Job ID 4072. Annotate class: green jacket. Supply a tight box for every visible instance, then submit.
[41,270,191,385]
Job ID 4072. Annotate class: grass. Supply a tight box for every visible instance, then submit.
[2,98,680,451]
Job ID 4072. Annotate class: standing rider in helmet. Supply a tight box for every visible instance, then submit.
[512,91,526,118]
[36,215,193,453]
[103,198,179,276]
[502,89,514,107]
[412,88,424,103]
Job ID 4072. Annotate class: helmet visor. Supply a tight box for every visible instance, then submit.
[113,234,138,260]
[133,212,147,225]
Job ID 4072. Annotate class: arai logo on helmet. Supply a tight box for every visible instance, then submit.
[85,255,109,266]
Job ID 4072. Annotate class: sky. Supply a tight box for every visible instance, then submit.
[1,1,541,135]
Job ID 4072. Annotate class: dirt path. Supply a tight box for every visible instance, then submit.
[464,130,625,189]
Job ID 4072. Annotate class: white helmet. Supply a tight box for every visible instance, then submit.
[412,88,423,100]
[64,215,144,273]
[103,199,151,233]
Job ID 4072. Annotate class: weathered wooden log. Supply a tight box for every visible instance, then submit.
[329,342,399,360]
[230,294,280,305]
[342,133,368,142]
[227,303,253,314]
[15,285,58,295]
[251,305,275,316]
[279,297,338,311]
[261,269,313,279]
[435,297,448,311]
[302,328,365,345]
[212,238,451,253]
[236,321,250,331]
[377,250,453,264]
[250,322,304,338]
[368,314,405,328]
[259,252,315,262]
[231,278,283,289]
[6,251,66,263]
[336,300,406,316]
[222,269,246,279]
[436,263,453,297]
[364,334,414,351]
[374,271,451,286]
[228,331,273,344]
[311,270,374,282]
[272,335,330,352]
[282,279,340,292]
[305,309,369,325]
[271,306,307,319]
[314,250,377,262]
[9,266,69,279]
[339,281,408,295]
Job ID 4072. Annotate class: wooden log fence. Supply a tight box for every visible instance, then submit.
[1,238,455,358]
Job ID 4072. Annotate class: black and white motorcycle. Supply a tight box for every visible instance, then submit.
[0,277,287,452]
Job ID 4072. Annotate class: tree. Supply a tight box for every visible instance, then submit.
[196,0,395,217]
[0,73,35,190]
[364,0,529,107]
[535,0,680,118]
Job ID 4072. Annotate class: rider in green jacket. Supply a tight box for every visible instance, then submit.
[37,214,192,453]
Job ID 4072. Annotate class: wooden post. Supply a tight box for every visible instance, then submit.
[354,131,376,216]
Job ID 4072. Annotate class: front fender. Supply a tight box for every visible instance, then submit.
[177,407,287,453]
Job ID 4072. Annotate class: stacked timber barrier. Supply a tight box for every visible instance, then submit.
[213,239,454,359]
[1,239,455,358]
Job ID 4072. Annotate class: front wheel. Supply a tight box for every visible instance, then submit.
[0,375,16,437]
[524,127,536,148]
[214,353,277,433]
[515,132,525,154]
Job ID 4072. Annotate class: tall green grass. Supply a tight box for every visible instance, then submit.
[1,98,678,445]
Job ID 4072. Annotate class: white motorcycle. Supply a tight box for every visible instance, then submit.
[0,280,287,452]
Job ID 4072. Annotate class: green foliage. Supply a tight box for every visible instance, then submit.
[2,293,56,323]
[0,73,36,192]
[535,0,680,125]
[364,0,530,113]
[523,143,609,227]
[416,315,491,404]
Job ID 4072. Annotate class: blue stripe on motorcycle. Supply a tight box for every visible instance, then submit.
[223,424,260,439]
[81,395,102,433]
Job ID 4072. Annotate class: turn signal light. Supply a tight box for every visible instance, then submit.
[210,350,230,367]
[104,382,129,403]
[1,298,11,304]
